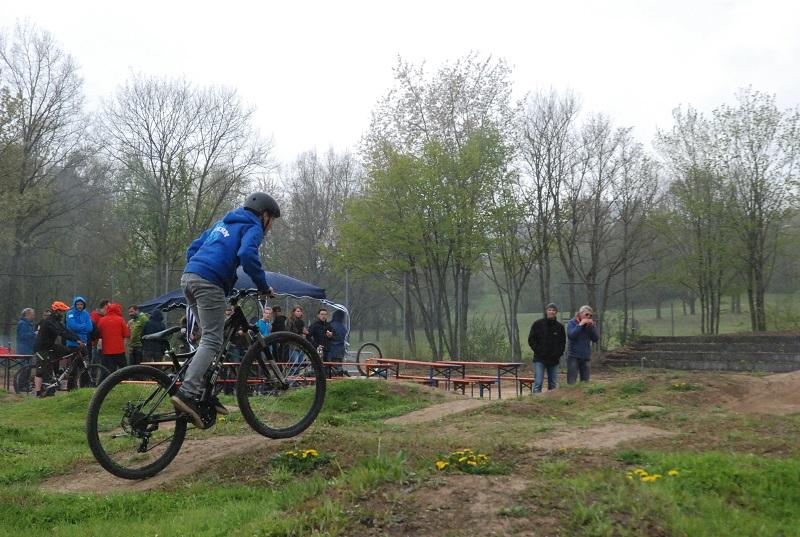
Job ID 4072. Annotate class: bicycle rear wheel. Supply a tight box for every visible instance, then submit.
[76,364,110,389]
[355,342,382,377]
[86,365,186,479]
[236,332,326,438]
[14,364,34,395]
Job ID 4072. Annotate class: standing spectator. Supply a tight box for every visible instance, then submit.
[98,303,130,373]
[141,308,168,362]
[90,300,109,365]
[33,301,83,396]
[286,305,308,337]
[65,296,93,356]
[326,309,348,375]
[271,305,286,332]
[527,303,566,393]
[127,305,149,366]
[16,308,36,359]
[566,305,599,384]
[307,308,333,357]
[255,307,273,336]
[36,309,52,333]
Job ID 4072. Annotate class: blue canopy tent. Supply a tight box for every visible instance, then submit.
[139,268,326,313]
[137,268,351,364]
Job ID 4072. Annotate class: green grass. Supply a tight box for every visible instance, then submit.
[556,451,800,537]
[0,452,409,537]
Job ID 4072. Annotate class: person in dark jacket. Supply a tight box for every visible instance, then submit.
[171,192,280,429]
[286,306,307,337]
[566,305,600,384]
[33,301,84,396]
[307,308,333,356]
[327,309,347,361]
[16,308,36,357]
[271,305,286,332]
[528,303,566,393]
[142,308,168,362]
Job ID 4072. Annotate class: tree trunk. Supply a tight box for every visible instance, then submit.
[1,237,25,340]
[655,297,662,320]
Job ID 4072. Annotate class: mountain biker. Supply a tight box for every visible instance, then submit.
[171,192,280,428]
[33,301,85,397]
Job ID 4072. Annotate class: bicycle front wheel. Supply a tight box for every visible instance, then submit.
[236,332,326,438]
[86,365,187,479]
[76,364,110,389]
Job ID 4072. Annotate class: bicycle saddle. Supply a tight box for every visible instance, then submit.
[142,326,182,341]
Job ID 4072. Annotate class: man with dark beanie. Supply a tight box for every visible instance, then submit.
[527,303,566,393]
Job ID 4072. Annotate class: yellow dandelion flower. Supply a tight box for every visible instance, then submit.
[641,476,657,483]
[435,461,449,471]
[667,469,679,477]
[304,449,318,457]
[634,469,648,476]
[626,475,634,481]
[286,450,297,456]
[467,460,477,466]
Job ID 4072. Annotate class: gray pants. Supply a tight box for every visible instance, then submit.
[180,273,227,396]
[567,356,590,384]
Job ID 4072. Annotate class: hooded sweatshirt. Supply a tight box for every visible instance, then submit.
[65,296,93,347]
[142,309,167,355]
[184,207,271,293]
[327,310,348,360]
[97,303,131,355]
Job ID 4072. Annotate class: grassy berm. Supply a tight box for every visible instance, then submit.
[1,370,800,537]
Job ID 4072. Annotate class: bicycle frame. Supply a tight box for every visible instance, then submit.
[37,348,88,392]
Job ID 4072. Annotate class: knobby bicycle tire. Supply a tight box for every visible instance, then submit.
[236,331,326,439]
[86,365,187,479]
[355,342,383,377]
[14,364,34,395]
[76,364,110,389]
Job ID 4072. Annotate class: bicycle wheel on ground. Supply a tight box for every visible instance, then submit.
[76,364,110,389]
[14,364,34,395]
[86,365,187,479]
[236,332,326,439]
[355,342,382,377]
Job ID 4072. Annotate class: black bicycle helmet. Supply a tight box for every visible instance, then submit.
[243,192,281,218]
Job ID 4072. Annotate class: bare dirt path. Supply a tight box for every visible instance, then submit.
[726,370,800,415]
[384,398,488,425]
[530,423,677,450]
[42,434,285,494]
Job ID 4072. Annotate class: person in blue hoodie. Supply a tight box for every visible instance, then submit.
[171,192,280,428]
[65,296,93,355]
[566,305,599,384]
[16,308,36,360]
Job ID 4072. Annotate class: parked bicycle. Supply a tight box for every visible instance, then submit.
[15,348,109,396]
[86,289,327,479]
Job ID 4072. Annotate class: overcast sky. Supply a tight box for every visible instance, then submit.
[2,0,798,164]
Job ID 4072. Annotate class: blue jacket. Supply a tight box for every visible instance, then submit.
[16,317,36,355]
[255,319,272,336]
[65,296,93,347]
[566,317,599,361]
[184,208,270,294]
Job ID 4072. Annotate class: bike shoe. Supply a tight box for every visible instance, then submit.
[171,391,205,428]
[210,395,230,416]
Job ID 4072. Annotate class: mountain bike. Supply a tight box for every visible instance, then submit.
[14,347,108,396]
[85,289,327,479]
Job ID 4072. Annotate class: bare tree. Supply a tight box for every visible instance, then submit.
[516,90,579,313]
[98,75,270,293]
[0,22,86,335]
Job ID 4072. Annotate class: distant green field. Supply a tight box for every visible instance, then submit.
[349,292,800,359]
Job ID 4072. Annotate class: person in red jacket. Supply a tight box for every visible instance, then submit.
[97,303,130,373]
[89,299,109,365]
